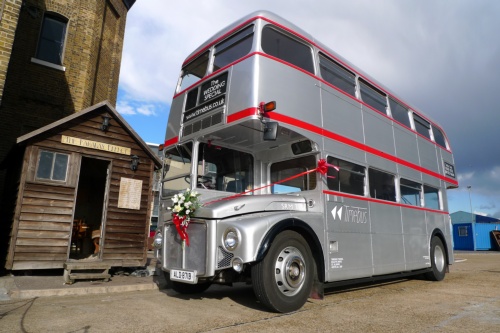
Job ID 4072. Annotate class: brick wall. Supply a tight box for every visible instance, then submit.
[0,0,132,268]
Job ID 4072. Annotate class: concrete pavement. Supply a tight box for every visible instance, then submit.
[0,253,167,301]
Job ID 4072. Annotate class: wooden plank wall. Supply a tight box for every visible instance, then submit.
[9,110,155,270]
[12,183,74,269]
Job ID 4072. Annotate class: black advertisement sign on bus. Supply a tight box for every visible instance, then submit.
[198,72,228,104]
[444,162,456,179]
[184,95,225,123]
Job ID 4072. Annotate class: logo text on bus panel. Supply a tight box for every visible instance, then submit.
[331,205,368,224]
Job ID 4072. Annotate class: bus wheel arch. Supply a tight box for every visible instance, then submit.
[255,219,325,282]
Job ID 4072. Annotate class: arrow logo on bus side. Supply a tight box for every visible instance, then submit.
[331,206,343,220]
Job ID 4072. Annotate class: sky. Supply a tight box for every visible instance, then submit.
[116,0,500,218]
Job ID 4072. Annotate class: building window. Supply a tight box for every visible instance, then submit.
[35,13,68,65]
[36,150,69,182]
[458,226,468,237]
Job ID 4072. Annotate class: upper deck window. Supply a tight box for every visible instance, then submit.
[359,79,387,114]
[261,26,314,74]
[319,54,356,97]
[389,97,411,128]
[179,51,209,92]
[432,126,447,149]
[413,113,431,139]
[213,25,254,72]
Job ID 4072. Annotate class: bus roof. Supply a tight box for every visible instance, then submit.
[182,10,445,133]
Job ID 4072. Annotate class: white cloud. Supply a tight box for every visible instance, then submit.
[116,100,136,115]
[137,104,156,116]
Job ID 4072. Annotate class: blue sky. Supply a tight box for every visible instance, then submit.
[116,0,500,217]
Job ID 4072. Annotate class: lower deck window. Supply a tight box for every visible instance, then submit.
[271,155,317,193]
[327,156,365,196]
[424,185,441,210]
[400,179,422,206]
[369,168,395,201]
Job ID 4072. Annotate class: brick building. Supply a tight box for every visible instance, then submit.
[0,0,136,270]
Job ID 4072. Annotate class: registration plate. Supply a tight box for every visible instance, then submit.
[170,269,198,284]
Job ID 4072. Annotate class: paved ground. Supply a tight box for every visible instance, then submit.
[0,251,499,332]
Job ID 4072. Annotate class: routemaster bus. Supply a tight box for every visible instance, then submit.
[153,10,458,313]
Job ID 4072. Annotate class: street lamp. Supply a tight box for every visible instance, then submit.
[467,186,473,223]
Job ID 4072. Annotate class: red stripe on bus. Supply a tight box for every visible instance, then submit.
[228,108,458,186]
[164,137,178,147]
[323,190,449,215]
[227,107,259,123]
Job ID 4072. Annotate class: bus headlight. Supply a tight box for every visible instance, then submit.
[223,228,239,251]
[232,257,244,272]
[153,232,163,249]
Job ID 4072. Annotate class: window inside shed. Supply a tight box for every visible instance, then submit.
[36,150,69,181]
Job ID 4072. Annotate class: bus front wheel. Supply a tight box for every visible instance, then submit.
[251,230,314,313]
[425,236,447,281]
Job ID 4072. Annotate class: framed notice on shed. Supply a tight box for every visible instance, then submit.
[118,177,143,210]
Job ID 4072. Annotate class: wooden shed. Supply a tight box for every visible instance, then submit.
[5,101,161,271]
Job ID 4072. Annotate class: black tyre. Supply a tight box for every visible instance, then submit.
[424,236,447,281]
[164,272,212,294]
[251,230,314,313]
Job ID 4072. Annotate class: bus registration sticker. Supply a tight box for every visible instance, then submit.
[170,269,198,284]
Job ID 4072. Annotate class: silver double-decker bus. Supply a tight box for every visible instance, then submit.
[153,10,458,313]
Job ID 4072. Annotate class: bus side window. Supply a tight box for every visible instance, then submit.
[319,54,356,97]
[359,79,387,115]
[179,51,210,92]
[389,97,411,128]
[327,156,365,196]
[213,25,254,72]
[261,26,314,74]
[424,185,441,210]
[368,168,396,202]
[413,113,431,139]
[400,178,422,206]
[432,126,448,149]
[271,155,317,193]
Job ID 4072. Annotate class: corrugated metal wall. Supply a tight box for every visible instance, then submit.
[453,222,500,251]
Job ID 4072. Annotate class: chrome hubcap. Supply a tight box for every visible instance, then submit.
[434,245,445,272]
[274,246,306,296]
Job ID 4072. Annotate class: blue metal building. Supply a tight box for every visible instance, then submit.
[451,211,500,250]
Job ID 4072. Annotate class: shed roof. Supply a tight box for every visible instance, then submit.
[16,100,162,168]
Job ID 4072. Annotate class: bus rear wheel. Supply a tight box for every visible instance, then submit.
[425,236,447,281]
[251,230,313,313]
